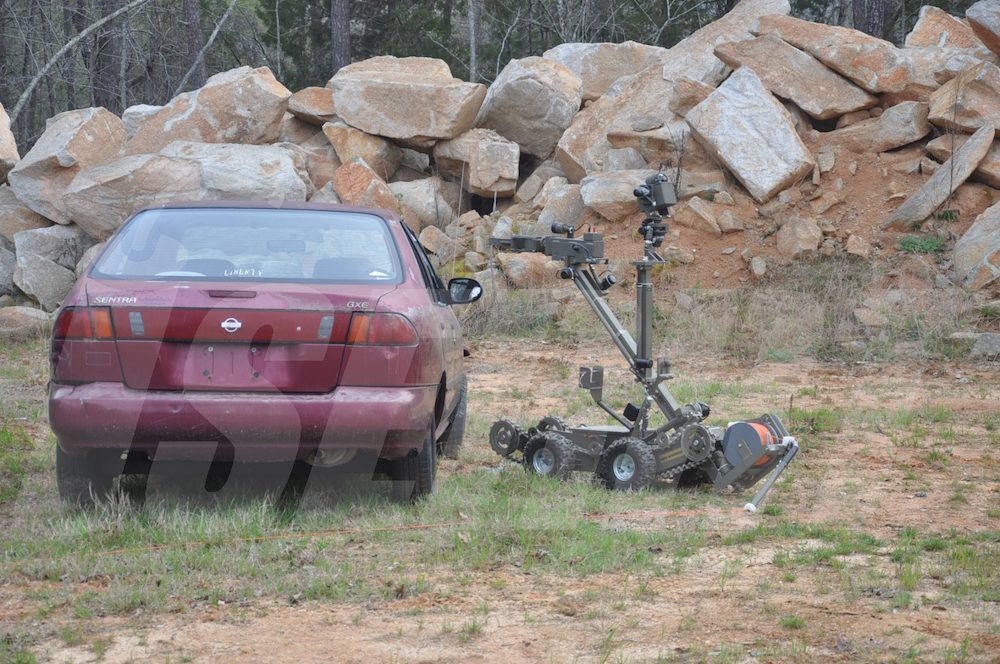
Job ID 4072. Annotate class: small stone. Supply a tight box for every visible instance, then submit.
[717,210,744,233]
[663,246,695,265]
[713,191,736,206]
[672,197,721,236]
[721,247,737,255]
[817,148,837,174]
[810,191,844,215]
[464,251,487,271]
[849,161,859,175]
[970,332,1000,357]
[776,216,822,258]
[674,291,695,311]
[750,255,767,278]
[846,234,872,258]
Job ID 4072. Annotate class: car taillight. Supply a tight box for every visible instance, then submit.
[346,313,418,346]
[52,307,115,340]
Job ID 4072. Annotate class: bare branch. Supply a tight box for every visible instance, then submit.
[173,0,239,97]
[9,0,156,124]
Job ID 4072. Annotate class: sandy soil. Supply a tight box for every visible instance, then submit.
[12,339,1000,663]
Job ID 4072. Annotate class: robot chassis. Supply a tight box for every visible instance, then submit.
[488,174,798,512]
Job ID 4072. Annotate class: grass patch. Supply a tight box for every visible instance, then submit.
[0,423,33,505]
[788,407,843,435]
[780,615,805,630]
[0,466,717,618]
[899,235,945,254]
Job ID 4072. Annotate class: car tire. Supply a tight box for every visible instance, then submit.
[56,446,118,507]
[390,424,437,503]
[439,379,467,460]
[595,438,656,491]
[523,432,578,480]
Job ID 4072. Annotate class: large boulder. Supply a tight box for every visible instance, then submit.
[822,101,930,153]
[121,104,161,139]
[63,142,311,240]
[278,133,340,191]
[332,158,403,213]
[126,67,290,154]
[954,201,1000,292]
[927,61,1000,132]
[580,170,655,221]
[755,15,911,93]
[0,185,50,243]
[885,125,995,229]
[13,224,95,311]
[776,216,822,258]
[495,252,556,288]
[907,6,988,48]
[556,0,791,183]
[541,41,666,101]
[0,306,50,341]
[901,46,999,93]
[537,184,586,230]
[606,119,717,172]
[685,67,813,203]
[288,87,337,126]
[433,129,519,197]
[926,134,1000,188]
[714,34,877,120]
[278,113,323,144]
[389,178,456,229]
[0,243,15,297]
[417,225,463,263]
[7,108,125,224]
[660,0,792,84]
[322,121,400,180]
[0,103,18,183]
[515,160,565,204]
[329,57,486,146]
[967,1,1000,56]
[474,57,582,159]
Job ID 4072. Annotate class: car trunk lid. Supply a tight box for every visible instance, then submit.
[87,280,395,393]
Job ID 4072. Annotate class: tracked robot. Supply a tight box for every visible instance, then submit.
[488,174,798,512]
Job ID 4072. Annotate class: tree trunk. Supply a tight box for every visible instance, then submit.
[467,0,482,82]
[853,0,895,37]
[93,0,122,112]
[442,0,453,37]
[330,0,351,75]
[183,0,206,90]
[823,0,854,28]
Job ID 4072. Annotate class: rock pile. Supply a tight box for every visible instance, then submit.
[1,0,1000,316]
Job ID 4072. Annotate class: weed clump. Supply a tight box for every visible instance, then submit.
[899,235,945,254]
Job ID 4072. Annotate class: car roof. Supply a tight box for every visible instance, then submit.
[133,200,403,223]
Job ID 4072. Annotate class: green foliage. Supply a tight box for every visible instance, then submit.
[899,235,946,254]
[0,423,31,505]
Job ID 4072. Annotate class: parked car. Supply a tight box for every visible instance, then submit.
[49,202,481,505]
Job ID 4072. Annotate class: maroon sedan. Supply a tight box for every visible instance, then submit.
[49,202,481,505]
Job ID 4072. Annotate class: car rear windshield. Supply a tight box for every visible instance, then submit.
[91,208,402,283]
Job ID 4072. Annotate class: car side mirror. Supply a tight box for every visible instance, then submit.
[447,277,482,305]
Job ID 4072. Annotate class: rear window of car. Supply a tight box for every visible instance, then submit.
[91,208,401,283]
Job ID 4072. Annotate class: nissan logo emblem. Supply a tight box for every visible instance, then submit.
[221,317,242,333]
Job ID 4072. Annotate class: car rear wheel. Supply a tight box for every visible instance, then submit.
[56,446,119,507]
[439,379,467,460]
[390,424,437,503]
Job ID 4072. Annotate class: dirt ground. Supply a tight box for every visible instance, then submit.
[6,338,1000,663]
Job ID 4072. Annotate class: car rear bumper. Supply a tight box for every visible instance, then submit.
[49,382,437,461]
